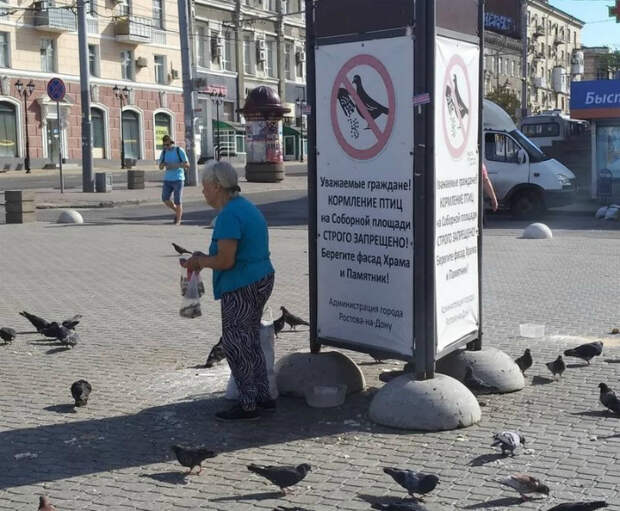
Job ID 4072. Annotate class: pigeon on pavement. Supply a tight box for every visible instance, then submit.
[19,311,50,333]
[247,463,311,495]
[38,496,56,510]
[383,468,439,499]
[172,242,192,255]
[56,326,79,348]
[171,445,216,475]
[280,307,310,331]
[546,355,566,379]
[515,349,533,374]
[71,380,92,407]
[498,474,550,501]
[463,367,498,394]
[0,327,16,344]
[598,383,620,414]
[204,338,225,368]
[547,502,607,511]
[371,503,430,511]
[564,341,603,365]
[492,431,525,456]
[273,314,286,338]
[62,314,82,330]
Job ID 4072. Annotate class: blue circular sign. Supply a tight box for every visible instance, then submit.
[47,78,66,101]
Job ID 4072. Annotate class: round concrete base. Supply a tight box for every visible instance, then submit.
[275,351,365,398]
[56,209,84,224]
[436,347,524,393]
[523,222,552,239]
[245,162,284,183]
[369,373,481,431]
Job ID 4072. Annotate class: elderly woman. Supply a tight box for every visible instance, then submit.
[183,161,275,422]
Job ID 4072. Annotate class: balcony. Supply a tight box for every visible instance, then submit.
[553,35,567,46]
[534,24,545,37]
[114,15,151,44]
[33,1,76,32]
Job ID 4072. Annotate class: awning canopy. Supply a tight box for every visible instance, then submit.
[283,125,307,136]
[212,119,245,133]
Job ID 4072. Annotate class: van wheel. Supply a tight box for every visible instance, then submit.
[511,190,544,219]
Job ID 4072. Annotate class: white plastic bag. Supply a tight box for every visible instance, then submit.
[226,308,278,400]
[179,272,203,319]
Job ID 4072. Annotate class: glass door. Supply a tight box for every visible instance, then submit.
[47,118,60,162]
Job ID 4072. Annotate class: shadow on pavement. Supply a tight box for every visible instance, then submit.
[530,376,554,386]
[210,490,284,502]
[462,496,523,509]
[141,472,189,485]
[43,404,76,414]
[468,453,504,467]
[571,409,617,418]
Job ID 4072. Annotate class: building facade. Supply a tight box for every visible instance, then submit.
[582,46,615,81]
[191,0,306,160]
[0,0,183,170]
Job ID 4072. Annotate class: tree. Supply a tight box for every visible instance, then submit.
[485,82,521,122]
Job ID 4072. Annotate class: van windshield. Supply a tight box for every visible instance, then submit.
[510,129,550,163]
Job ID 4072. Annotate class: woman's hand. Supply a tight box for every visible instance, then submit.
[182,255,203,272]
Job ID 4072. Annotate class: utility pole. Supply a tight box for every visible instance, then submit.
[521,0,528,120]
[77,0,94,192]
[177,0,198,186]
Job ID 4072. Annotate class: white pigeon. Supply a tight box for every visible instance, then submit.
[491,431,525,456]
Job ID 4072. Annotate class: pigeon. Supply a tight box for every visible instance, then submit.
[546,355,566,379]
[56,326,79,348]
[371,503,430,511]
[564,341,603,365]
[204,338,226,368]
[171,445,216,475]
[247,463,311,495]
[352,74,389,123]
[71,380,92,407]
[38,496,56,511]
[62,314,82,330]
[492,431,525,456]
[547,502,607,511]
[172,242,192,255]
[41,322,63,339]
[515,349,533,374]
[273,314,286,338]
[463,366,498,394]
[280,306,309,331]
[598,383,620,414]
[383,468,439,499]
[19,311,50,333]
[0,327,16,344]
[498,474,550,501]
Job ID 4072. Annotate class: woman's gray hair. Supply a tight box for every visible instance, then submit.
[202,160,241,197]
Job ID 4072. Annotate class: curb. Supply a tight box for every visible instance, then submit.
[36,199,148,210]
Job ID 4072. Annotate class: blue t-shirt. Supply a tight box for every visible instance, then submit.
[209,196,275,300]
[160,146,187,181]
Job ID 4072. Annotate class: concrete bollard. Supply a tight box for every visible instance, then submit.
[127,170,145,190]
[95,172,113,193]
[5,190,36,224]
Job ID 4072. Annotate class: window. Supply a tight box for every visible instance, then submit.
[210,30,220,67]
[154,112,171,152]
[296,47,304,78]
[521,122,560,138]
[243,35,253,74]
[284,41,293,80]
[197,24,208,68]
[484,133,520,163]
[88,44,99,76]
[122,110,140,159]
[87,0,95,15]
[264,0,275,10]
[91,108,105,158]
[154,54,166,84]
[152,0,163,29]
[223,31,233,72]
[118,0,130,16]
[40,38,55,73]
[265,37,276,78]
[0,101,18,157]
[121,49,134,80]
[0,32,8,68]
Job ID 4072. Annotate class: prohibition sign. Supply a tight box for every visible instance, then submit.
[47,77,66,102]
[441,54,471,159]
[330,54,395,160]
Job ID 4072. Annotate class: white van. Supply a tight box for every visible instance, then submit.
[483,100,576,217]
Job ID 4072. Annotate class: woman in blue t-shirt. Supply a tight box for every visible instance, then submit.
[159,135,189,225]
[183,160,275,422]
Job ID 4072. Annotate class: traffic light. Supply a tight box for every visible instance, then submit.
[609,0,620,23]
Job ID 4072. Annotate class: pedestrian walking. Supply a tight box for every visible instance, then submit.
[159,135,189,225]
[182,160,275,422]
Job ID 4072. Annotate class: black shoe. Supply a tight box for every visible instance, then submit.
[257,399,277,413]
[215,405,259,422]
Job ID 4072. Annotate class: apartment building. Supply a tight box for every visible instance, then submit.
[192,0,306,160]
[582,46,616,81]
[0,0,183,169]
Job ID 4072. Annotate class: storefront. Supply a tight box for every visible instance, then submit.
[571,79,620,199]
[282,124,306,161]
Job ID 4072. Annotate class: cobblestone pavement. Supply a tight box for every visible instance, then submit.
[1,217,620,510]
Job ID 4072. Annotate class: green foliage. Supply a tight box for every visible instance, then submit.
[485,83,521,122]
[597,51,620,78]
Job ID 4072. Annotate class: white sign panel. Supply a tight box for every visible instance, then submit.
[316,36,414,357]
[434,36,480,352]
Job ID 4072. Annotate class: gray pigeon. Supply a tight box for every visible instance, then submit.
[171,445,216,475]
[515,349,533,374]
[498,473,549,501]
[57,326,79,348]
[383,468,439,499]
[19,311,50,333]
[0,327,16,344]
[273,314,286,337]
[545,355,565,379]
[547,502,607,511]
[598,383,620,414]
[492,431,525,456]
[71,380,92,407]
[62,314,82,330]
[205,338,225,368]
[564,341,603,365]
[247,463,311,495]
[280,306,309,330]
[38,496,56,511]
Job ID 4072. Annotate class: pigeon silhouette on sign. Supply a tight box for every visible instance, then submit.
[337,74,389,140]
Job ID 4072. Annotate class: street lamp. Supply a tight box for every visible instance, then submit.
[15,80,35,173]
[295,87,306,163]
[206,88,225,161]
[113,85,131,169]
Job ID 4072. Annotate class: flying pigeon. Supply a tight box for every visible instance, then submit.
[280,306,309,331]
[463,366,498,394]
[371,503,430,511]
[171,445,216,475]
[498,473,550,501]
[62,314,82,330]
[273,314,286,338]
[247,463,311,495]
[172,242,192,255]
[383,468,439,499]
[19,311,50,333]
[204,338,225,368]
[492,431,525,457]
[564,341,603,365]
[38,496,56,511]
[515,349,533,374]
[71,380,92,407]
[546,355,566,379]
[0,327,16,344]
[598,383,620,414]
[547,502,607,511]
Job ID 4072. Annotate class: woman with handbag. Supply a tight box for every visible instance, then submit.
[182,160,275,421]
